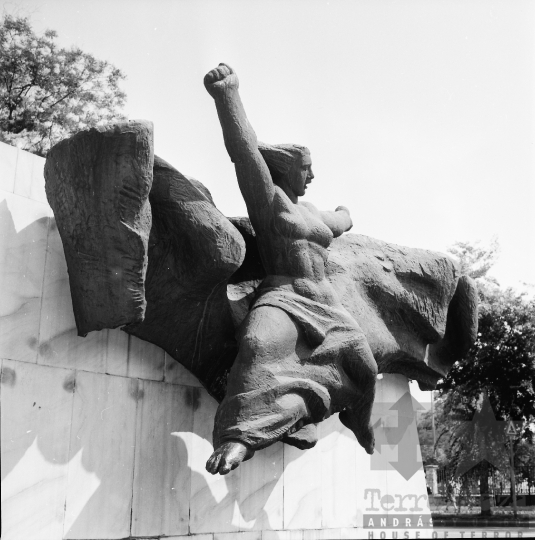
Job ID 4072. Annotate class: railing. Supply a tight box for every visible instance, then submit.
[436,465,535,498]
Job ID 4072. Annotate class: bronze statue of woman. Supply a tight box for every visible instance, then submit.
[204,63,378,475]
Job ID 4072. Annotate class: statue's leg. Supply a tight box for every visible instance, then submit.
[207,306,310,475]
[338,330,378,455]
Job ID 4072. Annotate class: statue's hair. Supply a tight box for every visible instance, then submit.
[258,142,309,183]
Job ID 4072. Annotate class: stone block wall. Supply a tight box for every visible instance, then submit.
[0,142,430,540]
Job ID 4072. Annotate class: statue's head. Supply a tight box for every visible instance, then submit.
[258,142,314,198]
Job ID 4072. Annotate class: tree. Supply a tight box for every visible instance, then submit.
[417,240,535,514]
[439,286,535,431]
[446,237,500,282]
[417,397,449,467]
[0,15,126,156]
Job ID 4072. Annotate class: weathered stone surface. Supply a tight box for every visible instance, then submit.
[204,64,378,474]
[203,63,478,474]
[44,124,246,400]
[325,234,478,389]
[427,273,478,378]
[44,64,478,477]
[228,224,478,390]
[124,156,245,400]
[44,121,154,336]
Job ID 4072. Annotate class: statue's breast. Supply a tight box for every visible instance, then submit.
[270,193,333,249]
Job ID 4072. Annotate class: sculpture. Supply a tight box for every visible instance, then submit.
[44,64,478,476]
[203,63,379,474]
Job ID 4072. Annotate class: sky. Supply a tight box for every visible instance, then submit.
[6,0,535,291]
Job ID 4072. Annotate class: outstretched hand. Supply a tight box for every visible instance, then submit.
[336,205,353,232]
[204,63,239,97]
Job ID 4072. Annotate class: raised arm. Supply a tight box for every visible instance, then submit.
[204,64,275,212]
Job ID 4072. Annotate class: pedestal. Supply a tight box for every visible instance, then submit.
[0,143,431,540]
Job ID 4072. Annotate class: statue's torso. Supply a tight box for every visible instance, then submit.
[253,188,342,308]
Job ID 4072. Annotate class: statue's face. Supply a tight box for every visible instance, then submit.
[288,153,314,197]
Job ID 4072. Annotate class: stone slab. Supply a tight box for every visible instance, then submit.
[0,142,18,192]
[0,190,50,364]
[189,388,241,534]
[126,333,165,381]
[319,416,358,529]
[14,145,47,204]
[1,360,74,540]
[283,437,322,530]
[62,371,137,539]
[131,380,194,537]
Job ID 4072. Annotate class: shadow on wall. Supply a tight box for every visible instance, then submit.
[1,186,433,537]
[0,201,283,538]
[3,201,419,538]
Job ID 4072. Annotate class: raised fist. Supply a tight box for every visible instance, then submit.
[204,63,239,97]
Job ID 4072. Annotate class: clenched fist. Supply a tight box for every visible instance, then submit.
[204,63,239,97]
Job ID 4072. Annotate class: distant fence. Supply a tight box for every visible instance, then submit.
[436,466,535,506]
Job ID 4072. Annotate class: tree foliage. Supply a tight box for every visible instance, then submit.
[417,240,535,512]
[439,285,535,433]
[446,238,500,282]
[420,241,535,456]
[0,15,126,156]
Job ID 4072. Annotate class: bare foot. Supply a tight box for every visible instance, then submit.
[206,440,255,475]
[204,63,239,97]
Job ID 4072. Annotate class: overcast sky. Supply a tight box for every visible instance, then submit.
[8,0,535,290]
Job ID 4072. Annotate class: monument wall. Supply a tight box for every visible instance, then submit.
[0,142,431,540]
